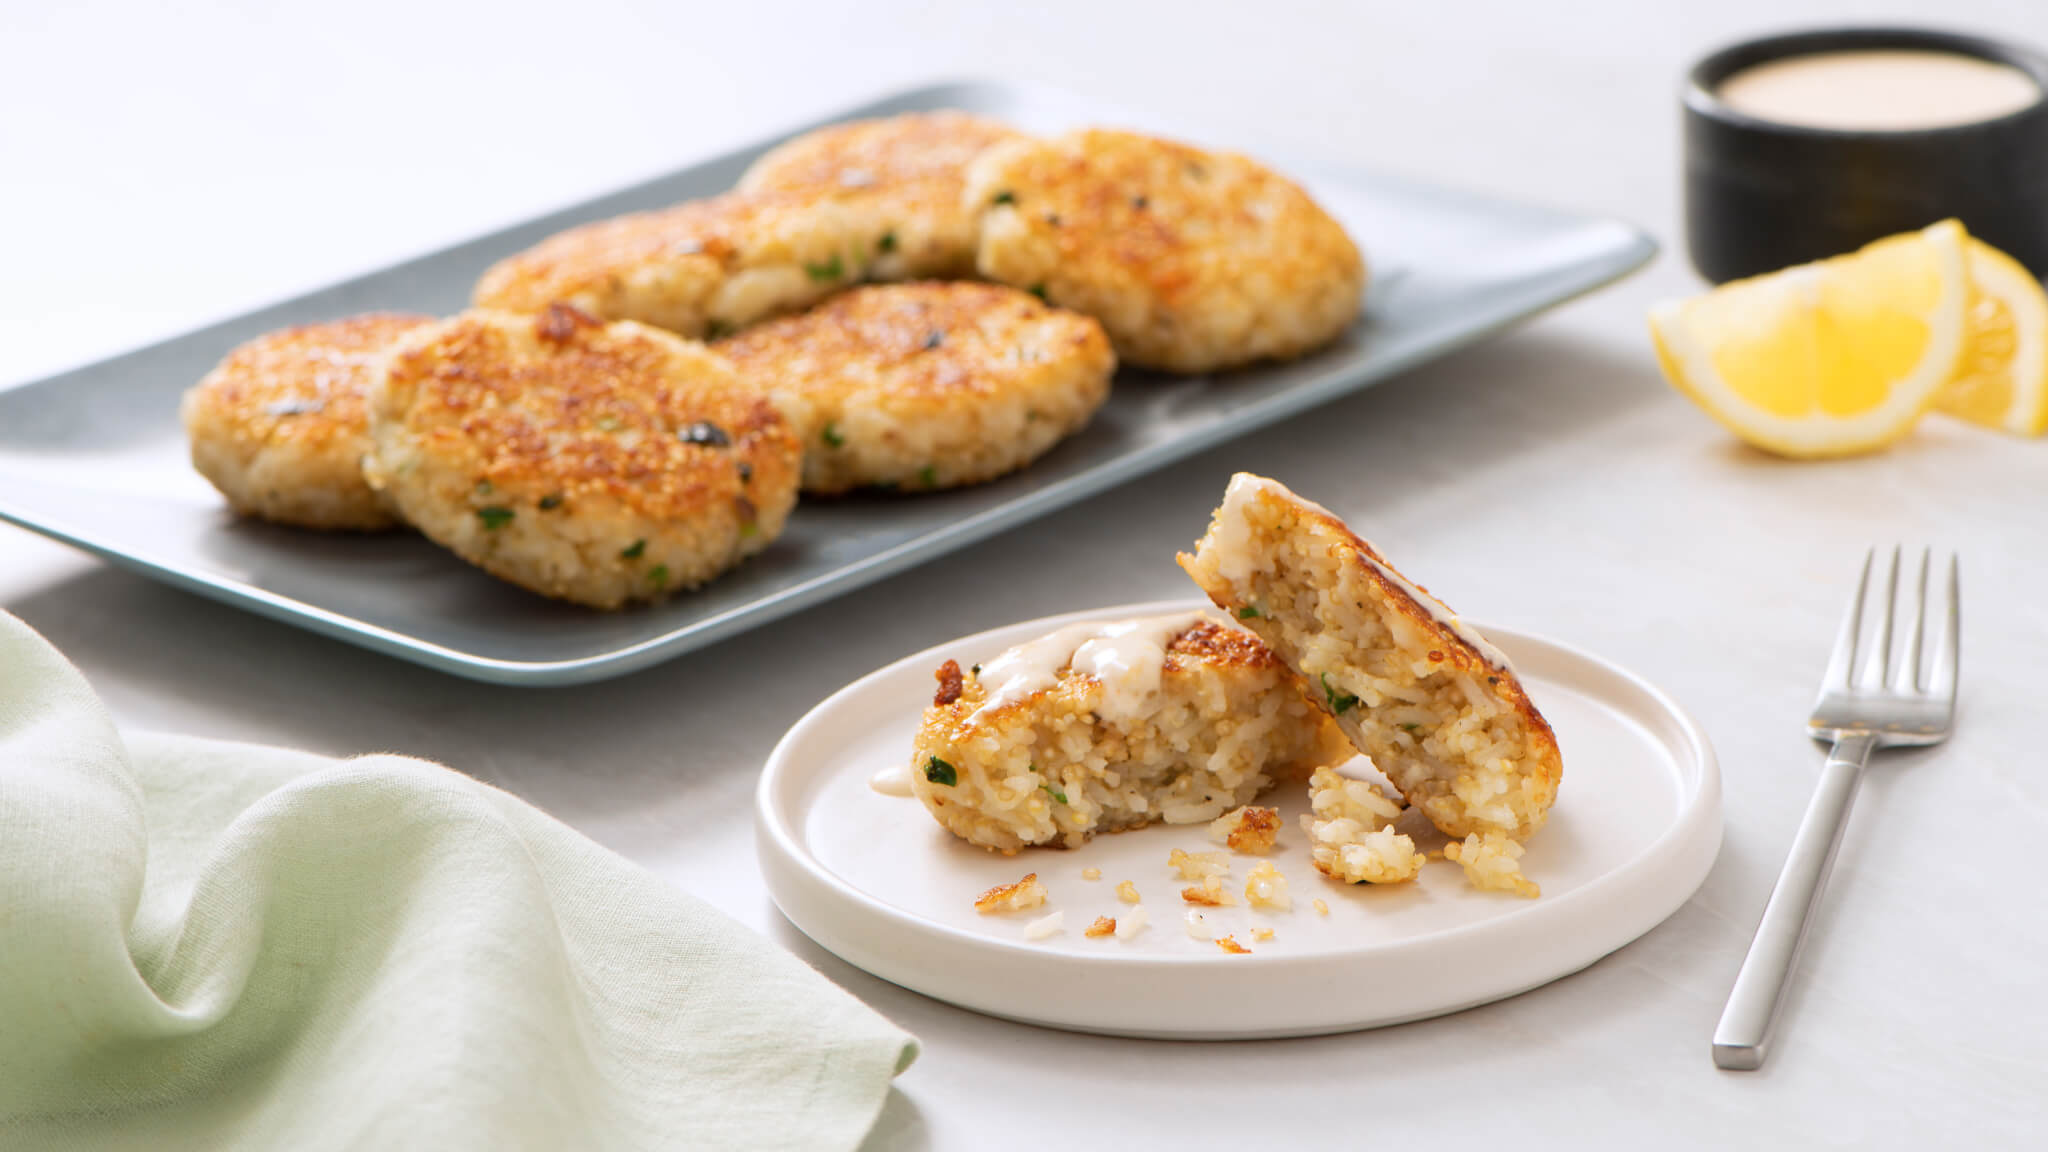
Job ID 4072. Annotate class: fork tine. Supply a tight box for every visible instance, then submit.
[1891,548,1930,693]
[1823,548,1873,690]
[1855,546,1900,690]
[1928,554,1961,702]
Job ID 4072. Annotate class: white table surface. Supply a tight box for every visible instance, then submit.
[5,1,2045,1146]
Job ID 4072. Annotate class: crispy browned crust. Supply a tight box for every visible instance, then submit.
[741,111,1023,281]
[1215,936,1251,954]
[471,196,741,318]
[716,281,1108,403]
[932,659,965,707]
[742,111,1020,194]
[1084,915,1117,938]
[966,129,1365,372]
[714,281,1113,493]
[1180,884,1230,906]
[183,312,436,530]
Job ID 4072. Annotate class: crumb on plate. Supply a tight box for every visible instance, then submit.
[975,872,1049,914]
[1208,805,1281,854]
[1245,859,1291,911]
[1169,848,1231,880]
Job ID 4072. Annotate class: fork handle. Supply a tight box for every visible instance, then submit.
[1712,732,1876,1070]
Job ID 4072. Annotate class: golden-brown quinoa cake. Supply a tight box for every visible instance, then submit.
[714,282,1113,494]
[471,188,891,340]
[181,313,435,530]
[963,129,1366,373]
[910,611,1351,854]
[740,111,1024,281]
[363,305,800,608]
[1178,473,1562,844]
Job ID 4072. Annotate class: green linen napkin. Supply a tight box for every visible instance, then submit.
[0,609,915,1151]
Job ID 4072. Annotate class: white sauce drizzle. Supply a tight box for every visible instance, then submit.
[1216,474,1515,672]
[869,762,916,797]
[968,611,1210,726]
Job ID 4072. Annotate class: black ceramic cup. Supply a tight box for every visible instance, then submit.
[1685,27,2048,283]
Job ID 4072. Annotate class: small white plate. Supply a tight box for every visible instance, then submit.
[756,599,1720,1039]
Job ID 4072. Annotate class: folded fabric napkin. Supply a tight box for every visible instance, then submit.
[0,610,915,1151]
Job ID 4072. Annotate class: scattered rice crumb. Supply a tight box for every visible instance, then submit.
[1207,805,1281,854]
[1184,910,1214,940]
[1116,904,1149,939]
[1081,867,1102,881]
[1215,936,1251,954]
[1181,875,1238,906]
[975,872,1049,914]
[1443,833,1540,898]
[1302,767,1424,885]
[1244,859,1292,911]
[1313,898,1329,916]
[1169,848,1231,880]
[1085,915,1117,938]
[1024,910,1065,939]
[1116,880,1141,904]
[1252,927,1275,942]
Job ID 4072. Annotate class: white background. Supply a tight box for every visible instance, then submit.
[4,1,2045,1147]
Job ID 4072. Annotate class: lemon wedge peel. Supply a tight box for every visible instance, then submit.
[1935,239,2048,436]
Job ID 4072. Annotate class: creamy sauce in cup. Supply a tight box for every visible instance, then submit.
[1717,49,2039,131]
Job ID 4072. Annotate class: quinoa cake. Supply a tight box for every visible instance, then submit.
[910,612,1351,853]
[713,282,1114,494]
[181,313,435,530]
[1178,474,1563,847]
[362,305,800,608]
[963,129,1366,374]
[470,187,890,340]
[740,111,1024,281]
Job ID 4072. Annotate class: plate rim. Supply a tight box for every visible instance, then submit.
[756,598,1722,1035]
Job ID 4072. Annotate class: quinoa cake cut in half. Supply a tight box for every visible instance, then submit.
[182,312,436,531]
[1179,473,1562,863]
[714,282,1113,494]
[910,612,1352,854]
[363,305,800,609]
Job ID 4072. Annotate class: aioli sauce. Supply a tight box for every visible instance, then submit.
[1717,49,2039,131]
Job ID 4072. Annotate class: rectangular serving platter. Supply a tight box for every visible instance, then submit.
[0,81,1654,685]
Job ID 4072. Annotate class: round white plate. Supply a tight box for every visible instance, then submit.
[756,599,1721,1039]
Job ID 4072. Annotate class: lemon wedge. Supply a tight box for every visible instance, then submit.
[1935,238,2048,436]
[1650,219,1970,458]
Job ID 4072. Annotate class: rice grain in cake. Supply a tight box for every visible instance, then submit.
[910,612,1351,854]
[714,282,1113,494]
[471,188,891,340]
[182,313,435,530]
[363,305,800,608]
[964,129,1365,373]
[1178,473,1562,845]
[740,111,1024,281]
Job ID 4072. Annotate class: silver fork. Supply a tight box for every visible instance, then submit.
[1711,547,1959,1071]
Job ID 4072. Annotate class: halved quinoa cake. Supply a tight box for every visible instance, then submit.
[910,612,1350,854]
[1178,474,1563,847]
